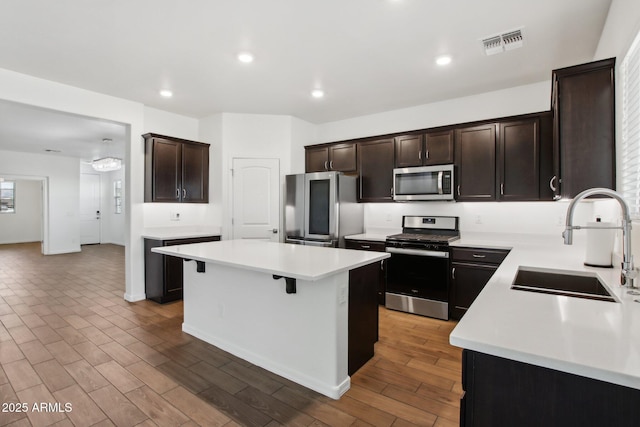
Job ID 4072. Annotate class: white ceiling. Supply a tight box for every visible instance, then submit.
[0,0,612,159]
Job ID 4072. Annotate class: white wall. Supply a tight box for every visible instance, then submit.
[0,150,79,253]
[142,106,218,228]
[316,81,551,143]
[0,67,146,301]
[290,116,317,174]
[594,0,640,61]
[217,113,295,240]
[0,179,42,244]
[198,113,224,227]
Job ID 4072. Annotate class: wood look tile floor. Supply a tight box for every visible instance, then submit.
[0,243,462,427]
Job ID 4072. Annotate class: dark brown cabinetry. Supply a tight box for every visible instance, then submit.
[144,235,220,303]
[497,119,540,201]
[357,138,395,202]
[344,239,387,304]
[348,262,380,375]
[144,133,210,203]
[461,349,640,427]
[305,143,357,172]
[450,247,509,320]
[455,124,496,201]
[394,130,454,168]
[551,58,616,199]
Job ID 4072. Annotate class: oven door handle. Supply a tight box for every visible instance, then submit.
[437,171,444,195]
[386,247,449,258]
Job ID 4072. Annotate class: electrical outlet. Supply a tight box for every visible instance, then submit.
[170,212,180,221]
[338,285,347,305]
[475,215,482,224]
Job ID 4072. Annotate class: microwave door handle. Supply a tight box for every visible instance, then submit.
[437,171,443,194]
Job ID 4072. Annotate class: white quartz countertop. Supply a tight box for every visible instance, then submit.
[345,228,401,243]
[141,226,221,240]
[152,239,390,281]
[449,231,640,390]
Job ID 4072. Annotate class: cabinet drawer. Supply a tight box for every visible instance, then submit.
[164,235,221,246]
[451,247,509,264]
[345,239,386,252]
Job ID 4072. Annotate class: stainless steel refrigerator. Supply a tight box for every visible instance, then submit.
[284,172,363,247]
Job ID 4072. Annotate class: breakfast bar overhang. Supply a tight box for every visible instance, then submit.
[152,239,389,399]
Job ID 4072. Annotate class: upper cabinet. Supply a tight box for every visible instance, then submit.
[455,124,496,201]
[394,130,454,168]
[358,138,395,202]
[551,58,616,199]
[144,133,209,203]
[306,143,357,173]
[497,118,540,201]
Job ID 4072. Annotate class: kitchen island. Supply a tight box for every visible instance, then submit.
[449,232,640,426]
[152,239,389,399]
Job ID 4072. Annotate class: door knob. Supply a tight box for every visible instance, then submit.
[272,228,278,234]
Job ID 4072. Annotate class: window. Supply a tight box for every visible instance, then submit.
[621,29,640,218]
[0,180,15,213]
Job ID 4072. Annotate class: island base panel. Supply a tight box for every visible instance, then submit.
[462,349,640,427]
[182,261,350,399]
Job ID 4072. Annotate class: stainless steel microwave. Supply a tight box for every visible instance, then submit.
[393,164,454,201]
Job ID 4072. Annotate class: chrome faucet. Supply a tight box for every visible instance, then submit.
[563,188,637,288]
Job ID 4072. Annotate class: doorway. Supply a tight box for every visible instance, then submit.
[80,172,101,245]
[231,158,280,241]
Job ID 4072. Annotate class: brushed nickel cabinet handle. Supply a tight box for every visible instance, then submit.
[330,160,334,170]
[183,189,186,198]
[500,183,504,195]
[425,150,429,160]
[418,150,422,160]
[549,175,557,192]
[324,160,328,171]
[452,267,456,279]
[176,188,180,199]
[472,254,486,258]
[457,185,461,196]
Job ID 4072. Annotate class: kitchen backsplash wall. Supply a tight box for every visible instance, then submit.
[364,200,617,236]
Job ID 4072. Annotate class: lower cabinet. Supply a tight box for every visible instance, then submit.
[345,239,387,305]
[144,235,221,303]
[348,262,380,375]
[461,349,640,427]
[450,247,509,320]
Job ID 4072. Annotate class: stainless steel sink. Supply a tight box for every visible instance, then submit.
[511,267,617,302]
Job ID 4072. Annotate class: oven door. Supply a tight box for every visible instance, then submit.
[386,249,450,301]
[385,247,450,319]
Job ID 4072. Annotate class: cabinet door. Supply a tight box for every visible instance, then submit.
[181,143,209,203]
[394,134,424,168]
[305,146,329,172]
[450,262,497,320]
[329,144,357,172]
[554,58,615,198]
[345,239,386,305]
[424,130,454,165]
[455,124,496,201]
[147,138,181,202]
[358,139,395,202]
[498,119,539,201]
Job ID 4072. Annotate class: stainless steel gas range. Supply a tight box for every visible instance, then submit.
[385,215,459,320]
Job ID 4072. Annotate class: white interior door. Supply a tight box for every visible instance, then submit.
[79,173,101,244]
[232,158,280,241]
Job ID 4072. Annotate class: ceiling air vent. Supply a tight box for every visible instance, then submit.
[482,28,524,55]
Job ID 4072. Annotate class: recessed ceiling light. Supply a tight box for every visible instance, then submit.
[160,89,173,98]
[435,55,452,66]
[311,89,325,99]
[238,53,254,63]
